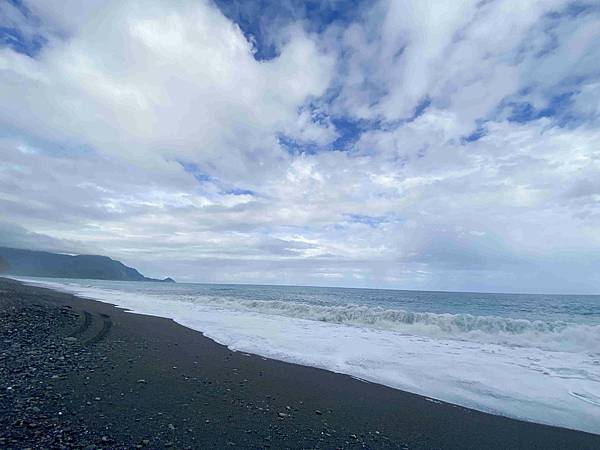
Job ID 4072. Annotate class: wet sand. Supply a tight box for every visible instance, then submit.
[1,277,599,449]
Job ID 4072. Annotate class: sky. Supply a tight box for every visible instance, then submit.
[1,0,600,293]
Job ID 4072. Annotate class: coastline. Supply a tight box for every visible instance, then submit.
[1,277,599,449]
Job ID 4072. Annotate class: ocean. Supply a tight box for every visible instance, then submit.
[18,277,600,434]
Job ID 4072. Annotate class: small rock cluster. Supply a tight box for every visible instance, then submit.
[0,296,126,449]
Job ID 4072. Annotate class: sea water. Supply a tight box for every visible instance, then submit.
[17,277,600,434]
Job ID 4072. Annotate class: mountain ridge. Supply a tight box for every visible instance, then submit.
[0,247,174,283]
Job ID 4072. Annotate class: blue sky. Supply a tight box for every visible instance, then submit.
[1,0,600,293]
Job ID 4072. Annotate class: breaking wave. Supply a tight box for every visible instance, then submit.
[189,296,600,353]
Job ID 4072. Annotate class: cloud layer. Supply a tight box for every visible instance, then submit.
[1,0,599,293]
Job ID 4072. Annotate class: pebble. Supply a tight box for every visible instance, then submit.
[0,287,130,448]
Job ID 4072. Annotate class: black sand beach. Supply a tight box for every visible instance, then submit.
[1,277,599,449]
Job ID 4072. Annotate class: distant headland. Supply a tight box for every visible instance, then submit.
[0,246,174,283]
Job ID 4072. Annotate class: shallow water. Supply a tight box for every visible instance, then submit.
[18,277,600,434]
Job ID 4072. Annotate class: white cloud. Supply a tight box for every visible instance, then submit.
[1,0,600,292]
[328,0,598,133]
[0,0,334,181]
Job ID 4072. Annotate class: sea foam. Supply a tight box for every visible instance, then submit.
[174,296,600,353]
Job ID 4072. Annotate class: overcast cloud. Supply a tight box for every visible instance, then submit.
[1,0,599,293]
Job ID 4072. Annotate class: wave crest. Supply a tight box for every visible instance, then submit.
[190,296,600,353]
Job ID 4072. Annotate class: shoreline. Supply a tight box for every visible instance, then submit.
[1,277,599,449]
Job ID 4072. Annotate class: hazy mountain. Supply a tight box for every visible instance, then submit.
[0,247,174,282]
